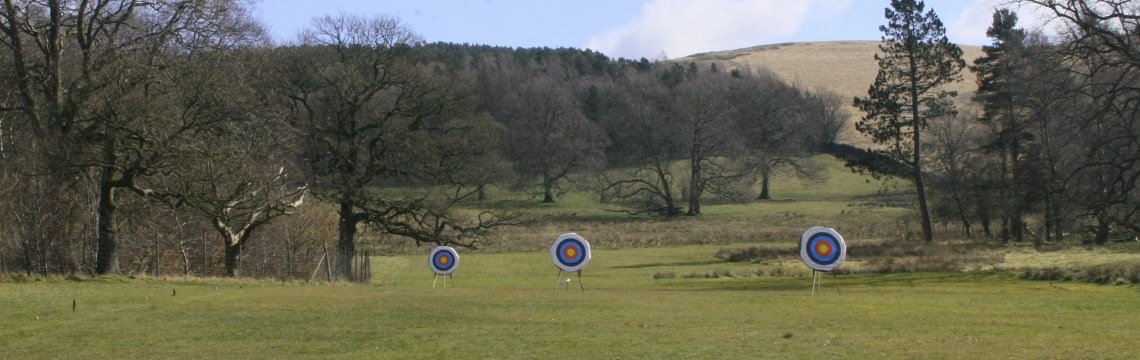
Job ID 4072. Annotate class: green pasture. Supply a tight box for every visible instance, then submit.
[4,154,1139,358]
[3,245,1138,359]
[473,155,896,217]
[408,155,917,255]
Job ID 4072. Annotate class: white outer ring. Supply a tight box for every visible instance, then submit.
[428,246,460,275]
[550,232,591,273]
[799,226,846,272]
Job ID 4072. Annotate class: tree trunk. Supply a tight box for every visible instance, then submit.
[977,200,993,238]
[980,214,993,238]
[998,140,1011,244]
[95,142,119,274]
[951,188,972,239]
[1012,211,1024,243]
[687,147,702,216]
[1044,195,1055,242]
[542,176,555,203]
[910,56,933,242]
[757,172,771,200]
[915,171,934,242]
[656,163,680,216]
[1093,215,1110,245]
[1009,120,1024,243]
[223,240,242,277]
[1000,217,1010,244]
[336,200,359,281]
[1053,217,1064,241]
[1050,197,1064,241]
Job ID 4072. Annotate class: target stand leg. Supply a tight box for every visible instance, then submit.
[834,271,843,293]
[811,270,820,296]
[434,274,455,288]
[554,270,564,291]
[577,270,584,292]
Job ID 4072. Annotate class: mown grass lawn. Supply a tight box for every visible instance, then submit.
[3,245,1138,359]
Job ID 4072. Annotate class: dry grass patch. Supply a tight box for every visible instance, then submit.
[1018,260,1140,285]
[994,244,1140,285]
[714,239,1005,275]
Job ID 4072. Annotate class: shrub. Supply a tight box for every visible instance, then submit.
[1020,261,1140,285]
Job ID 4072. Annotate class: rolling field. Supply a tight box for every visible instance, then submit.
[4,154,1139,358]
[2,246,1138,359]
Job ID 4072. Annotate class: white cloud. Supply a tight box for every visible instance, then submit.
[586,0,844,60]
[947,0,1055,45]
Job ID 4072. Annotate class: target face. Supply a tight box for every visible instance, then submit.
[800,227,846,272]
[428,246,460,275]
[550,233,591,273]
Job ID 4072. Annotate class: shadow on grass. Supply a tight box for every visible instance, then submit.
[460,199,685,224]
[660,271,1015,292]
[611,260,724,269]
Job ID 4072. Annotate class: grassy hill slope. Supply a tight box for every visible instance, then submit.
[684,41,985,145]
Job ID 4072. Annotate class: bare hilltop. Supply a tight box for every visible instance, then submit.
[683,41,985,144]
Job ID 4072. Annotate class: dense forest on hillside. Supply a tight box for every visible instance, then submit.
[1,0,1138,280]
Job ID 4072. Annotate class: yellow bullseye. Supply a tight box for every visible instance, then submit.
[439,256,449,265]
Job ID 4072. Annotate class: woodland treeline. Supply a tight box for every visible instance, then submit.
[849,0,1140,246]
[1,0,1138,280]
[0,0,841,279]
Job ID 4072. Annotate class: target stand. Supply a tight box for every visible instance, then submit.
[809,270,841,296]
[433,274,454,288]
[553,269,584,292]
[550,233,591,292]
[428,246,459,289]
[800,227,846,296]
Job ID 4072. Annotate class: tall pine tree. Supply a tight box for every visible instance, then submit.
[854,0,965,242]
[972,9,1029,244]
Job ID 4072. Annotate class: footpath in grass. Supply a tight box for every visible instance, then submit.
[2,246,1138,359]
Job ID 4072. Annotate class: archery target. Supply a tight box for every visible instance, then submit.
[800,227,846,272]
[550,233,591,273]
[428,246,460,275]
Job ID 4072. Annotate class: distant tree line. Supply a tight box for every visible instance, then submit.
[0,0,840,278]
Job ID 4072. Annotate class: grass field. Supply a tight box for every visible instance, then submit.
[3,245,1138,359]
[4,151,1139,358]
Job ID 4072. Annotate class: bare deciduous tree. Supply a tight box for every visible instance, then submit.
[502,76,608,203]
[279,14,514,280]
[674,72,744,215]
[1022,0,1140,243]
[0,0,266,274]
[598,70,685,216]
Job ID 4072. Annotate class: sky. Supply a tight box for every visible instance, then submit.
[253,0,1055,60]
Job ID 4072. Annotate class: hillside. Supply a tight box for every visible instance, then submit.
[683,41,985,144]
